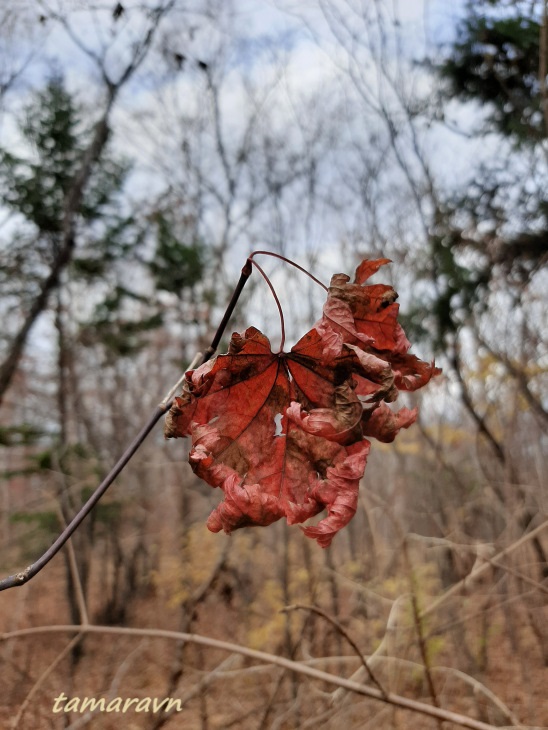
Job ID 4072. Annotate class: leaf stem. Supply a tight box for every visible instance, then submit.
[249,250,329,292]
[250,259,286,353]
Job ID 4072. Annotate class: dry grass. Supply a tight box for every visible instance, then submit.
[1,478,547,730]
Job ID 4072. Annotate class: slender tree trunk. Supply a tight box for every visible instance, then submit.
[0,115,110,407]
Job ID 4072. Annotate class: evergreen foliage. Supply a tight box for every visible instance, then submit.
[0,75,205,363]
[415,0,548,348]
[149,212,205,296]
[440,2,546,143]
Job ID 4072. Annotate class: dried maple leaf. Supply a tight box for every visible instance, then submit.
[165,257,440,547]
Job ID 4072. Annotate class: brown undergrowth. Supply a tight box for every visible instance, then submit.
[1,471,547,730]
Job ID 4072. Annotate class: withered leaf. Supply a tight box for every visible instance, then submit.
[166,259,440,547]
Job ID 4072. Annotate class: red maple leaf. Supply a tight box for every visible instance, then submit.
[165,258,440,547]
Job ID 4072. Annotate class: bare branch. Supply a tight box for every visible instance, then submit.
[450,341,507,468]
[11,633,83,730]
[65,641,148,729]
[476,335,548,425]
[407,533,548,597]
[0,402,167,590]
[281,603,387,698]
[0,250,256,592]
[0,352,200,593]
[55,504,90,626]
[0,623,521,730]
[0,1,175,406]
[422,518,548,620]
[403,539,442,725]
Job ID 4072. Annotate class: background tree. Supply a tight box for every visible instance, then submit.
[428,0,548,328]
[422,0,548,477]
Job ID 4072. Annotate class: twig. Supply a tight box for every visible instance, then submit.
[249,258,286,352]
[184,652,523,727]
[475,335,548,425]
[0,351,201,593]
[249,250,328,292]
[174,656,239,713]
[409,532,548,597]
[0,623,520,730]
[0,251,316,592]
[11,633,83,729]
[450,345,507,469]
[403,539,442,728]
[0,0,174,406]
[0,238,260,593]
[200,258,253,362]
[487,556,548,595]
[55,504,89,626]
[150,539,231,730]
[370,655,522,728]
[421,517,548,620]
[430,583,539,641]
[281,603,387,698]
[0,407,163,591]
[65,641,148,729]
[256,668,287,730]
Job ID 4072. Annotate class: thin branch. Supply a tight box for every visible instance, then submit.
[65,641,148,729]
[421,517,548,620]
[407,533,548,597]
[281,603,387,698]
[0,249,256,593]
[204,64,236,200]
[0,2,174,407]
[370,655,522,728]
[488,556,548,596]
[0,108,109,407]
[0,407,164,590]
[0,623,518,730]
[208,652,522,728]
[310,653,521,728]
[200,258,253,362]
[11,633,83,729]
[414,417,471,495]
[0,352,202,593]
[114,1,176,91]
[55,504,90,626]
[451,345,506,467]
[403,540,442,727]
[162,655,239,722]
[0,236,75,406]
[476,335,548,425]
[256,668,287,730]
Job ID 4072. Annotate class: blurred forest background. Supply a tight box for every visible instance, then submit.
[0,0,546,728]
